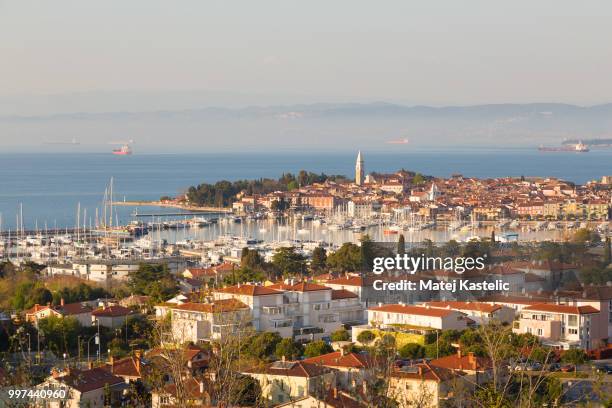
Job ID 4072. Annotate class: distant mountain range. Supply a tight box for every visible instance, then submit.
[2,102,612,151]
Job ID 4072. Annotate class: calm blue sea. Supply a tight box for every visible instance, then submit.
[0,149,610,229]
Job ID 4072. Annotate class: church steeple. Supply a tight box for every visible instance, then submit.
[355,151,364,186]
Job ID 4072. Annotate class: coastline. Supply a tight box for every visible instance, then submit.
[112,200,233,213]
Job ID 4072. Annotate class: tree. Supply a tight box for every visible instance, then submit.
[275,338,304,360]
[398,343,425,359]
[303,340,333,358]
[241,248,263,269]
[604,237,611,266]
[359,235,375,270]
[128,263,177,301]
[310,246,327,271]
[326,243,362,271]
[412,173,425,185]
[272,247,305,277]
[561,348,587,372]
[330,328,350,342]
[397,234,405,256]
[242,332,282,362]
[357,330,375,345]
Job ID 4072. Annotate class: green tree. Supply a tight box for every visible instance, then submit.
[330,328,350,342]
[36,315,82,355]
[356,330,375,344]
[303,340,333,358]
[326,243,362,271]
[241,248,263,269]
[274,338,304,360]
[272,247,305,276]
[242,332,282,362]
[399,343,425,359]
[412,173,425,185]
[310,246,327,271]
[127,263,177,301]
[359,235,375,270]
[561,348,587,372]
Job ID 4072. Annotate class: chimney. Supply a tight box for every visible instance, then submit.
[340,347,346,356]
[199,381,204,394]
[333,387,337,399]
[457,349,462,359]
[60,298,65,307]
[281,355,286,362]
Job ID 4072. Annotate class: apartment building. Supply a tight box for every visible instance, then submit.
[421,301,515,325]
[169,299,251,343]
[512,303,599,350]
[213,284,294,338]
[366,304,469,331]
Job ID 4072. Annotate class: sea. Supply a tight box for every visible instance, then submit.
[0,148,610,231]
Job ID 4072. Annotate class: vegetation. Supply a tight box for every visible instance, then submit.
[303,340,333,358]
[186,171,347,207]
[127,263,177,301]
[274,338,304,360]
[330,328,350,342]
[271,247,306,277]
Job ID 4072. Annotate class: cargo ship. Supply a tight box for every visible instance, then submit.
[112,144,132,155]
[538,142,589,152]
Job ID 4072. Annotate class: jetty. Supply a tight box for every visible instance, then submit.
[112,201,233,214]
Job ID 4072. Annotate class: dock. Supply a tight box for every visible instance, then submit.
[112,201,233,214]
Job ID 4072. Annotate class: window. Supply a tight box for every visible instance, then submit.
[537,329,543,336]
[568,328,578,335]
[567,315,578,326]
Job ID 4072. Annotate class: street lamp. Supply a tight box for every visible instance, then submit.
[92,318,100,362]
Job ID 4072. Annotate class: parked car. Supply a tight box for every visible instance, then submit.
[560,364,575,372]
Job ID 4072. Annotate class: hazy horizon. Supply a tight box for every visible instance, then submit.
[2,1,612,151]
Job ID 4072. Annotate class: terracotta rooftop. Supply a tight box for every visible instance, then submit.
[430,351,492,371]
[268,282,331,292]
[53,367,124,393]
[369,304,456,318]
[170,299,249,313]
[216,284,282,296]
[522,303,599,315]
[331,289,358,300]
[303,351,374,369]
[390,361,460,382]
[243,360,331,378]
[92,305,135,317]
[422,301,503,313]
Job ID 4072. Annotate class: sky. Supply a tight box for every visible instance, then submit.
[1,0,612,115]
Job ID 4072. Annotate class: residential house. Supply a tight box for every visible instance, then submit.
[36,367,126,408]
[242,359,334,405]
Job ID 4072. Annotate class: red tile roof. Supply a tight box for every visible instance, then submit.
[171,299,249,313]
[422,301,502,313]
[243,360,331,377]
[522,303,599,315]
[430,352,492,371]
[92,305,135,318]
[53,367,124,393]
[390,362,460,382]
[268,282,331,292]
[216,284,282,296]
[331,289,358,300]
[303,351,373,369]
[369,304,456,318]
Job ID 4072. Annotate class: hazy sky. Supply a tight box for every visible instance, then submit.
[1,0,612,113]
